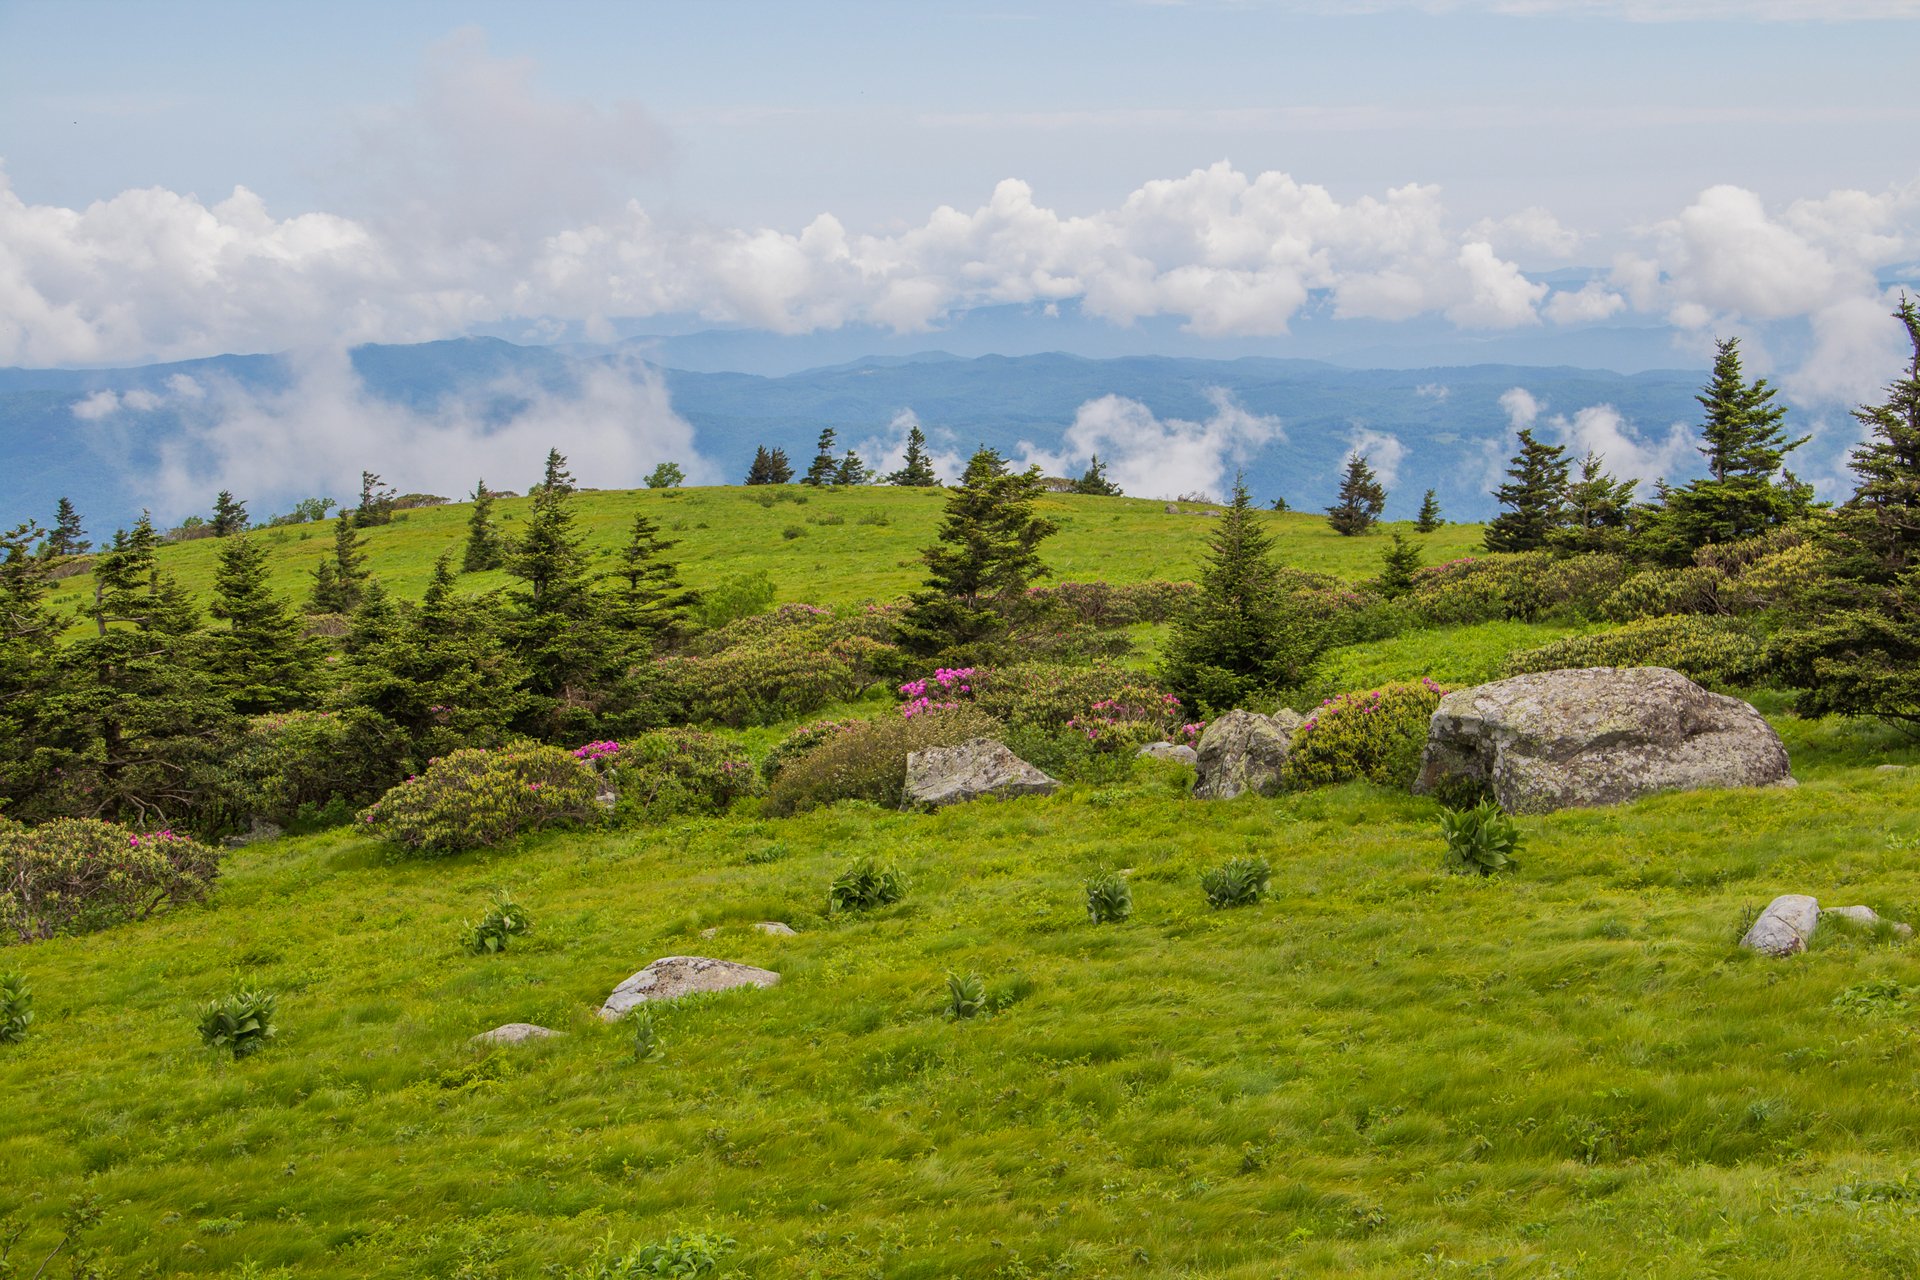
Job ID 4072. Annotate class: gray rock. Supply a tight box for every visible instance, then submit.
[471,1022,561,1046]
[595,784,618,812]
[754,921,797,936]
[1192,708,1305,800]
[903,738,1058,808]
[1137,742,1199,765]
[223,817,285,849]
[1875,764,1908,774]
[1412,666,1791,814]
[598,956,781,1021]
[1164,503,1180,514]
[1822,905,1915,940]
[1740,894,1821,957]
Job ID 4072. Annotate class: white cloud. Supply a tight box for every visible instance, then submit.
[1546,282,1627,324]
[70,390,121,421]
[1414,382,1450,400]
[1499,386,1542,431]
[1497,384,1693,485]
[1472,206,1581,259]
[855,408,967,484]
[1018,387,1284,500]
[1345,426,1408,488]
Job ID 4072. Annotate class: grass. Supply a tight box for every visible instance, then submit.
[6,712,1920,1276]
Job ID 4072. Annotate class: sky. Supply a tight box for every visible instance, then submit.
[2,0,1918,401]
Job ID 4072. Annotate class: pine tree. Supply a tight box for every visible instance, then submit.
[1415,489,1442,533]
[1554,453,1638,553]
[540,448,575,496]
[205,534,323,714]
[461,479,503,573]
[1071,454,1123,496]
[607,513,695,644]
[1377,531,1423,599]
[89,515,165,636]
[894,447,1058,657]
[355,471,396,527]
[886,426,939,486]
[1483,429,1571,552]
[46,498,87,557]
[1326,455,1387,536]
[310,513,370,614]
[833,450,871,486]
[1161,475,1322,712]
[802,429,839,486]
[766,447,795,484]
[745,446,780,485]
[210,490,248,537]
[0,521,60,812]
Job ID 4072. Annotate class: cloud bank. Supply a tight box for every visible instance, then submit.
[1018,388,1284,500]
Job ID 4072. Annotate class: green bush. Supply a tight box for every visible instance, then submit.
[1284,679,1447,790]
[570,1230,734,1279]
[199,988,277,1060]
[606,729,757,822]
[1016,579,1198,627]
[829,858,907,913]
[1201,857,1270,909]
[1601,566,1730,622]
[1500,615,1770,689]
[464,892,532,954]
[218,708,408,831]
[656,631,894,727]
[1,818,222,943]
[0,971,31,1044]
[765,705,1002,815]
[1403,552,1630,626]
[759,718,862,782]
[357,745,601,856]
[691,570,775,631]
[1440,802,1521,875]
[946,971,988,1019]
[1085,871,1133,924]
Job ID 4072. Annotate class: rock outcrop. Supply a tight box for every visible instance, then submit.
[1412,666,1791,814]
[1740,894,1822,957]
[1192,709,1304,800]
[1137,742,1199,765]
[903,738,1058,808]
[598,956,781,1021]
[470,1023,561,1046]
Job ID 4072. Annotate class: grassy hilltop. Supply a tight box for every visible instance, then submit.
[7,487,1920,1277]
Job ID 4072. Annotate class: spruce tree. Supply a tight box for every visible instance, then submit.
[1071,454,1123,496]
[607,513,696,644]
[1483,429,1571,552]
[1415,489,1442,533]
[1377,531,1423,599]
[0,522,59,812]
[211,490,248,537]
[1161,476,1321,711]
[886,425,939,486]
[541,448,575,496]
[1326,455,1387,536]
[894,447,1058,657]
[461,479,503,573]
[745,446,778,485]
[355,471,396,526]
[1554,452,1637,553]
[766,447,795,484]
[833,450,871,486]
[310,513,370,614]
[47,498,87,557]
[205,534,323,714]
[802,429,839,486]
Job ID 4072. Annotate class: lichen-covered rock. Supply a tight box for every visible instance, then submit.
[1413,666,1791,814]
[598,956,781,1021]
[1137,742,1199,765]
[902,738,1058,809]
[1822,904,1915,939]
[470,1023,561,1045]
[1192,709,1304,800]
[1740,894,1821,957]
[754,921,797,936]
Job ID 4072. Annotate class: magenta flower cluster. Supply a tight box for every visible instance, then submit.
[898,667,976,719]
[573,740,624,763]
[127,828,181,850]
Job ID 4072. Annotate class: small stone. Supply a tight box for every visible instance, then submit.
[471,1023,561,1046]
[1137,742,1199,765]
[1823,905,1915,940]
[699,926,720,939]
[1740,894,1821,957]
[598,956,781,1021]
[754,921,797,936]
[1875,764,1908,774]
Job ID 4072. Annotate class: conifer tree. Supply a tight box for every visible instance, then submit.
[310,513,370,613]
[0,522,59,811]
[210,490,248,537]
[1161,476,1322,711]
[355,471,396,526]
[1415,489,1442,533]
[745,446,779,485]
[205,534,323,714]
[1554,452,1637,552]
[895,447,1058,657]
[46,498,87,557]
[540,448,575,496]
[1377,531,1423,599]
[461,479,503,573]
[1326,455,1387,536]
[766,447,795,484]
[833,450,871,486]
[886,425,939,486]
[607,513,696,644]
[1071,454,1123,496]
[802,429,839,486]
[1483,429,1571,552]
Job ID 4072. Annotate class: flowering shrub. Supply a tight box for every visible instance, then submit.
[607,729,758,822]
[357,744,601,855]
[1,817,222,943]
[765,705,1003,815]
[1016,580,1198,627]
[1283,679,1448,791]
[573,740,624,764]
[1501,615,1770,690]
[900,667,975,718]
[1601,567,1730,622]
[218,708,408,829]
[760,718,862,782]
[1401,552,1630,626]
[657,631,896,727]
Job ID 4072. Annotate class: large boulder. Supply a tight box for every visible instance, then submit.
[903,738,1058,809]
[1412,666,1791,814]
[1192,709,1305,800]
[1740,895,1821,957]
[598,956,781,1021]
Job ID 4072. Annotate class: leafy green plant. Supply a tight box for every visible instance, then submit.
[1501,613,1770,690]
[1440,802,1522,875]
[464,892,532,955]
[1284,679,1447,790]
[629,1008,663,1063]
[571,1229,734,1278]
[765,705,1002,815]
[606,729,758,822]
[357,744,601,855]
[0,971,31,1044]
[0,818,223,943]
[1201,857,1270,909]
[1085,871,1133,924]
[946,971,988,1020]
[199,988,278,1060]
[828,859,907,913]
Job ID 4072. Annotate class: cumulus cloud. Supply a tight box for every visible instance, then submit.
[1472,206,1581,259]
[1499,386,1542,431]
[1018,387,1283,500]
[1345,426,1408,488]
[67,348,705,521]
[1497,384,1692,485]
[856,409,967,484]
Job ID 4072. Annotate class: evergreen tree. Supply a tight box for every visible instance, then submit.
[355,471,396,526]
[1554,452,1638,553]
[894,447,1058,657]
[461,479,503,573]
[1414,489,1442,533]
[1326,454,1387,536]
[766,447,795,484]
[1377,531,1423,599]
[309,513,370,614]
[802,429,839,486]
[886,425,939,486]
[606,513,696,644]
[205,534,324,714]
[1269,495,1290,513]
[0,522,59,812]
[1071,454,1123,496]
[211,490,248,537]
[540,448,575,496]
[89,515,167,636]
[46,498,87,557]
[833,450,871,486]
[645,461,686,489]
[1161,476,1322,712]
[745,446,780,485]
[1483,429,1571,553]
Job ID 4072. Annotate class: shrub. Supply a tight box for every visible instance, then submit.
[765,705,1002,815]
[199,988,277,1059]
[1017,579,1199,627]
[691,570,775,630]
[1,818,222,943]
[218,708,408,830]
[1501,615,1770,689]
[828,858,907,912]
[1085,871,1133,924]
[571,1230,733,1279]
[1402,552,1630,626]
[781,524,806,540]
[606,729,756,822]
[760,718,862,782]
[656,629,894,727]
[946,971,988,1019]
[1284,679,1447,791]
[1440,802,1521,875]
[1201,857,1270,909]
[629,1008,663,1063]
[0,971,30,1044]
[464,892,532,954]
[357,745,601,855]
[1602,566,1730,622]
